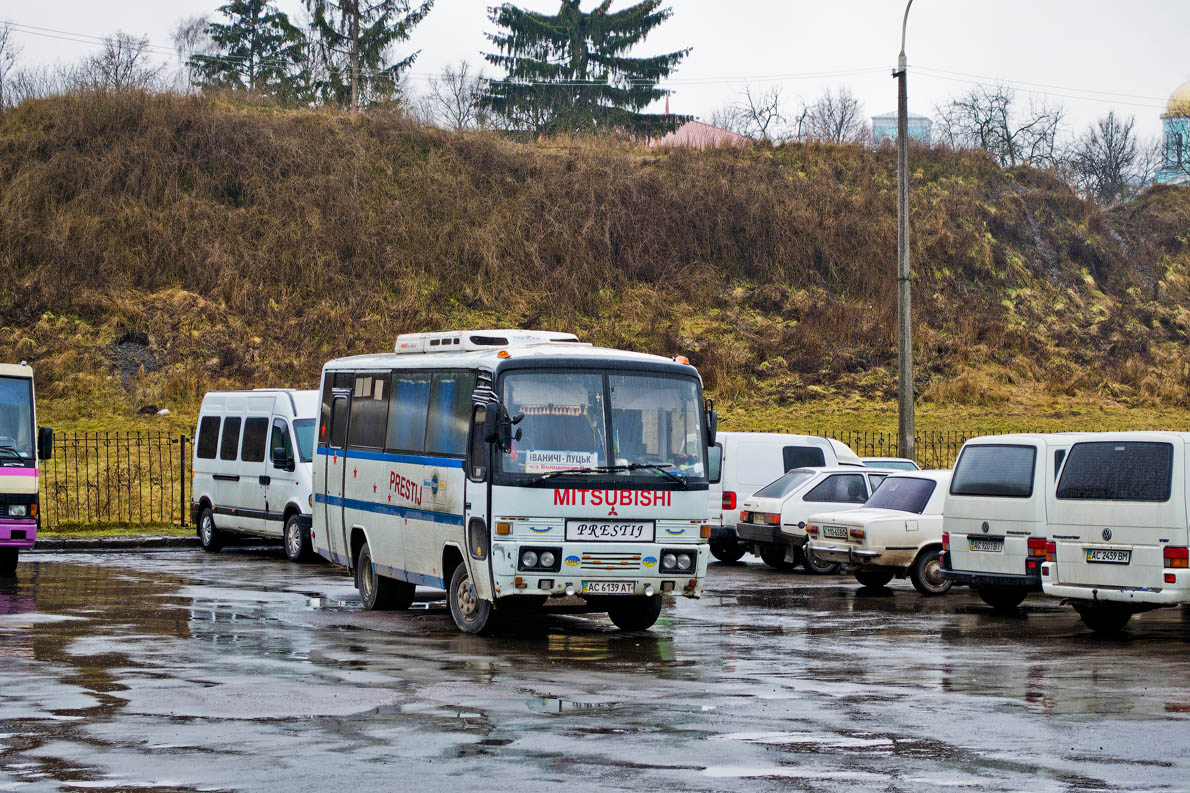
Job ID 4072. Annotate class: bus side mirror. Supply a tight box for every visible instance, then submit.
[38,426,53,461]
[705,409,718,448]
[482,407,500,444]
[483,405,522,454]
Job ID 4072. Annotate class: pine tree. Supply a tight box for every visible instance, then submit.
[307,0,434,111]
[189,0,307,100]
[481,0,689,135]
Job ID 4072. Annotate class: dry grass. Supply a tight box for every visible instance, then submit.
[0,91,1188,434]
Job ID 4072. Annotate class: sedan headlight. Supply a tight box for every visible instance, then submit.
[8,505,26,517]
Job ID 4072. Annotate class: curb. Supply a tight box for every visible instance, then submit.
[30,535,202,552]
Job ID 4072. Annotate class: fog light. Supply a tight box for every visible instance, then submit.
[539,579,554,590]
[1166,573,1177,584]
[565,585,576,597]
[521,550,539,568]
[539,551,556,568]
[644,584,654,596]
[661,580,675,591]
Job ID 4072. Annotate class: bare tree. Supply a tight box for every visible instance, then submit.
[732,85,785,141]
[1065,112,1141,204]
[79,31,165,92]
[423,60,486,130]
[0,21,20,110]
[172,15,211,92]
[805,86,866,143]
[936,84,1064,168]
[7,64,74,104]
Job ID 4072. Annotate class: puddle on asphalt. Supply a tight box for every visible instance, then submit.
[527,696,620,714]
[715,731,894,748]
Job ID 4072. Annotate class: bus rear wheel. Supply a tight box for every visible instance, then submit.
[197,507,222,553]
[0,549,17,576]
[977,586,1028,611]
[1075,603,1133,634]
[448,562,495,634]
[356,543,414,610]
[607,596,663,632]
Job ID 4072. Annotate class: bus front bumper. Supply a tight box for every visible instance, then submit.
[0,519,37,549]
[491,541,709,599]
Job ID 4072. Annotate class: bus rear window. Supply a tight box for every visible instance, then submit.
[1056,441,1173,502]
[950,444,1036,498]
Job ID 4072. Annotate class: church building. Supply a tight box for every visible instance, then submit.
[1157,81,1190,185]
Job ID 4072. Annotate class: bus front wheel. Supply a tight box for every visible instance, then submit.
[448,562,495,634]
[356,543,414,610]
[607,595,663,632]
[0,549,16,576]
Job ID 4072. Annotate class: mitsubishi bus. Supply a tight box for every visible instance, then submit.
[311,330,716,634]
[1,363,53,574]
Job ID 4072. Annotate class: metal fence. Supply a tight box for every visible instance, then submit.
[38,432,191,530]
[790,429,1017,470]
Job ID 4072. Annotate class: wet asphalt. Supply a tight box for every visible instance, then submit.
[1,549,1189,793]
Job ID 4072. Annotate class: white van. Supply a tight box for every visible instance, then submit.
[707,433,862,563]
[942,433,1085,610]
[191,389,319,561]
[1042,432,1190,633]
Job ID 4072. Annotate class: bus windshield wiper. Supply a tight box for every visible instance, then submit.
[0,443,26,461]
[526,463,688,488]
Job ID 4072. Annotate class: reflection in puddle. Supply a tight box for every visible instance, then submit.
[527,696,619,714]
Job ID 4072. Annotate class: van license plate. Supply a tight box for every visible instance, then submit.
[970,538,1003,552]
[823,526,848,540]
[583,581,636,595]
[1087,548,1131,564]
[566,521,655,542]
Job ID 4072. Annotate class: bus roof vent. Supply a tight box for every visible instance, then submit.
[394,330,583,354]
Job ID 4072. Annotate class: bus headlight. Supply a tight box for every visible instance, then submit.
[677,553,693,570]
[539,551,556,569]
[518,546,562,572]
[662,553,677,569]
[521,551,539,568]
[8,505,26,517]
[661,548,696,573]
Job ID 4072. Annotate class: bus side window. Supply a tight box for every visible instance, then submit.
[240,417,269,463]
[219,417,241,461]
[318,374,335,447]
[196,416,221,459]
[427,372,477,456]
[348,372,390,449]
[468,404,488,481]
[387,372,431,452]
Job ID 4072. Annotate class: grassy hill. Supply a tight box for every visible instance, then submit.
[2,91,1190,436]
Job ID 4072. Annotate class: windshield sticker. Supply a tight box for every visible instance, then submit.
[525,450,597,474]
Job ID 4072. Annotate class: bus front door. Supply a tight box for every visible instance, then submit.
[323,392,351,567]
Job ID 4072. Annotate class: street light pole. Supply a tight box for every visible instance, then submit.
[895,0,916,462]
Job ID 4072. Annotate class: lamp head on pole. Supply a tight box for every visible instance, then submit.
[899,0,914,69]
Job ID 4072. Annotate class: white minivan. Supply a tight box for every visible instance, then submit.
[191,389,319,561]
[707,433,863,563]
[942,433,1086,610]
[1042,432,1190,633]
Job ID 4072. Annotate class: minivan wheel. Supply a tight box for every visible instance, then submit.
[283,514,313,562]
[709,538,747,564]
[197,507,222,552]
[759,544,796,571]
[356,543,414,610]
[910,549,952,595]
[448,562,495,634]
[607,595,664,631]
[801,548,842,575]
[977,586,1028,611]
[855,568,894,588]
[1075,603,1133,634]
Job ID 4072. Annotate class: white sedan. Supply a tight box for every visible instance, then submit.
[805,470,953,595]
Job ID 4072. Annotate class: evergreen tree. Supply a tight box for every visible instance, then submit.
[481,0,689,135]
[189,0,307,100]
[307,0,434,111]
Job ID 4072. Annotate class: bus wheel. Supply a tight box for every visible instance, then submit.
[759,544,795,571]
[607,596,663,632]
[1075,603,1132,634]
[709,539,747,564]
[855,568,894,588]
[977,586,1028,611]
[910,549,952,595]
[283,515,312,563]
[448,562,495,634]
[801,549,841,575]
[198,507,222,553]
[0,549,17,576]
[356,543,414,610]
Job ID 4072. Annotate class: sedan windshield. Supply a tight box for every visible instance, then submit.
[863,477,936,514]
[498,370,705,482]
[0,376,34,465]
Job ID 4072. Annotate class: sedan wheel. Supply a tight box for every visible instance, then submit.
[909,549,952,595]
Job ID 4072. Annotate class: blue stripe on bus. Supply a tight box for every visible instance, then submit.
[314,493,465,526]
[316,446,464,468]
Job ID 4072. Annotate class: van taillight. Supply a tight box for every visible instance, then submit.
[941,532,949,551]
[1164,546,1189,569]
[1027,537,1047,558]
[1045,541,1056,563]
[722,491,737,510]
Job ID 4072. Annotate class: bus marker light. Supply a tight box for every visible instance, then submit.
[515,577,526,589]
[539,579,553,590]
[674,355,690,365]
[1165,573,1176,584]
[700,524,712,538]
[497,522,511,535]
[498,350,510,358]
[661,581,675,591]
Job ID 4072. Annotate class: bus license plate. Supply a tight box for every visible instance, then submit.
[566,520,655,542]
[970,538,1004,552]
[583,581,636,595]
[823,526,848,540]
[1087,548,1131,564]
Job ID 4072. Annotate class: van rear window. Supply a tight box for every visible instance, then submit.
[950,444,1036,498]
[196,416,220,459]
[1056,442,1173,502]
[240,417,268,463]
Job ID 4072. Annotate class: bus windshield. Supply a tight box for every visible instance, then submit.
[0,376,35,466]
[498,370,706,483]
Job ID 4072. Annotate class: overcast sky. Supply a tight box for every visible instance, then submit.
[7,0,1189,141]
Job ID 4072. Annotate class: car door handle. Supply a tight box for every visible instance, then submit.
[259,475,271,485]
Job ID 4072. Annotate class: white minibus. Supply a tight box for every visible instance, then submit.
[706,432,861,564]
[942,433,1086,610]
[1042,432,1190,633]
[311,330,716,634]
[191,389,319,561]
[1,363,53,575]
